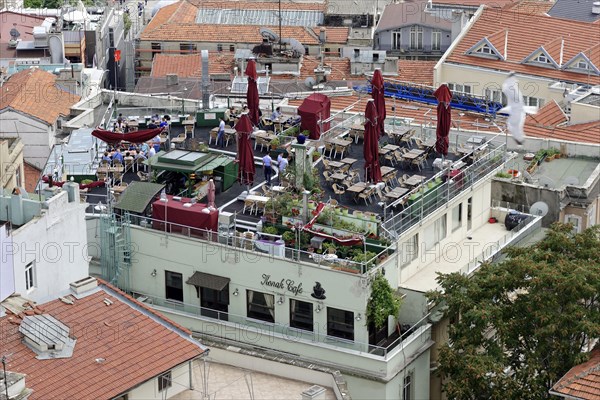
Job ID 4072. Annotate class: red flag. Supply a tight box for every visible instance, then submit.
[114,50,121,62]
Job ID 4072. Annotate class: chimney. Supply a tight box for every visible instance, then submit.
[593,1,600,14]
[70,276,98,295]
[166,73,178,86]
[319,28,326,44]
[201,50,210,109]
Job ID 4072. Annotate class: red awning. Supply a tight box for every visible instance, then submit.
[92,127,164,144]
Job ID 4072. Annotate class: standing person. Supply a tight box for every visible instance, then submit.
[277,154,288,184]
[262,153,272,186]
[216,117,226,148]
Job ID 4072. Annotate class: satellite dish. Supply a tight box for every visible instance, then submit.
[538,176,556,189]
[304,77,316,88]
[260,27,280,42]
[564,176,579,186]
[529,201,549,217]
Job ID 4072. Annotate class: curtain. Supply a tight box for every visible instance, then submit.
[264,293,275,319]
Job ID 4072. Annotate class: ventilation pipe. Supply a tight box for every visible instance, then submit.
[592,2,600,14]
[201,50,210,109]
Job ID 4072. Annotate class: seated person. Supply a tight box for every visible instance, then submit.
[159,117,168,128]
[148,120,158,129]
[140,141,149,155]
[270,107,282,121]
[113,122,122,133]
[112,149,124,165]
[102,151,112,163]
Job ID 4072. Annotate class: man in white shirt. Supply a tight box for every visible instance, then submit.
[262,154,272,186]
[217,118,226,148]
[148,146,156,157]
[277,154,288,184]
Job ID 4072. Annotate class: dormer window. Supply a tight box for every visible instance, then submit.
[576,60,588,70]
[535,53,550,64]
[465,38,504,60]
[477,45,492,54]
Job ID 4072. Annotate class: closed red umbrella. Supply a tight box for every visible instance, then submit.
[371,69,386,137]
[235,114,256,186]
[207,179,216,208]
[364,100,382,183]
[433,84,452,157]
[245,59,260,126]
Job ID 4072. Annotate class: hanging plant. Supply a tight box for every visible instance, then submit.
[366,272,401,330]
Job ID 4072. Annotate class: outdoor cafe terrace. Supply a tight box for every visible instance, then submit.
[81,102,510,275]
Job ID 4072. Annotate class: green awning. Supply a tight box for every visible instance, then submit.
[114,181,165,213]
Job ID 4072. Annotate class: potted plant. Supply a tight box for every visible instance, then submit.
[366,272,402,331]
[261,226,279,241]
[270,137,280,150]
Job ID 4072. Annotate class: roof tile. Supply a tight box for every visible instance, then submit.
[445,7,600,85]
[551,348,600,400]
[0,69,80,125]
[0,282,204,400]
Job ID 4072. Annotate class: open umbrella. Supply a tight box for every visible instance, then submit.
[245,59,260,126]
[433,84,452,157]
[235,114,256,186]
[207,179,216,208]
[364,100,382,183]
[371,69,386,137]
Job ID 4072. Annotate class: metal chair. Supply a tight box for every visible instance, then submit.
[332,183,346,200]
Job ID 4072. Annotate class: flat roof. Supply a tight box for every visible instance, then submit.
[172,361,337,400]
[401,221,511,293]
[507,154,600,189]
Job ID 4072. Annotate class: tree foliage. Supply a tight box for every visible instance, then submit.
[428,223,600,400]
[367,271,401,330]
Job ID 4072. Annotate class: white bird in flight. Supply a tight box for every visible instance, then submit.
[498,73,538,145]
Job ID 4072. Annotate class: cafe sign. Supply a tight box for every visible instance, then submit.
[260,274,303,296]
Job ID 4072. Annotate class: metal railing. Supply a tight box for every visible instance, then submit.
[383,143,511,237]
[131,291,430,359]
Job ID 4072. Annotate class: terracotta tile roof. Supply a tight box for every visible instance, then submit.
[502,0,555,15]
[191,0,325,11]
[525,100,568,126]
[397,60,436,85]
[551,348,600,399]
[23,161,41,194]
[0,281,205,400]
[0,69,80,125]
[142,0,329,43]
[444,7,600,85]
[432,0,515,6]
[524,119,600,144]
[311,27,349,44]
[150,53,234,78]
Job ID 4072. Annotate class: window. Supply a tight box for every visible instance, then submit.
[484,88,504,103]
[409,26,423,50]
[165,271,183,302]
[523,96,544,108]
[467,197,472,230]
[247,290,274,323]
[290,299,313,331]
[305,47,309,55]
[400,234,418,267]
[392,30,402,50]
[452,204,462,232]
[229,44,235,52]
[327,307,354,341]
[402,372,413,400]
[588,204,596,228]
[534,53,550,64]
[25,261,35,291]
[108,28,114,48]
[151,42,161,59]
[432,29,441,51]
[217,44,223,52]
[324,47,331,55]
[424,215,447,250]
[179,43,197,54]
[200,286,229,320]
[448,83,471,94]
[565,214,582,234]
[15,164,22,187]
[476,44,492,54]
[576,59,588,69]
[158,371,172,392]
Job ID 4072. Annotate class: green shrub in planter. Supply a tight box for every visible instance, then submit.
[262,226,279,235]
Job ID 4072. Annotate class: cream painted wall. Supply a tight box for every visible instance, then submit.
[0,110,54,170]
[128,362,192,400]
[436,63,570,105]
[0,138,24,191]
[570,101,600,124]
